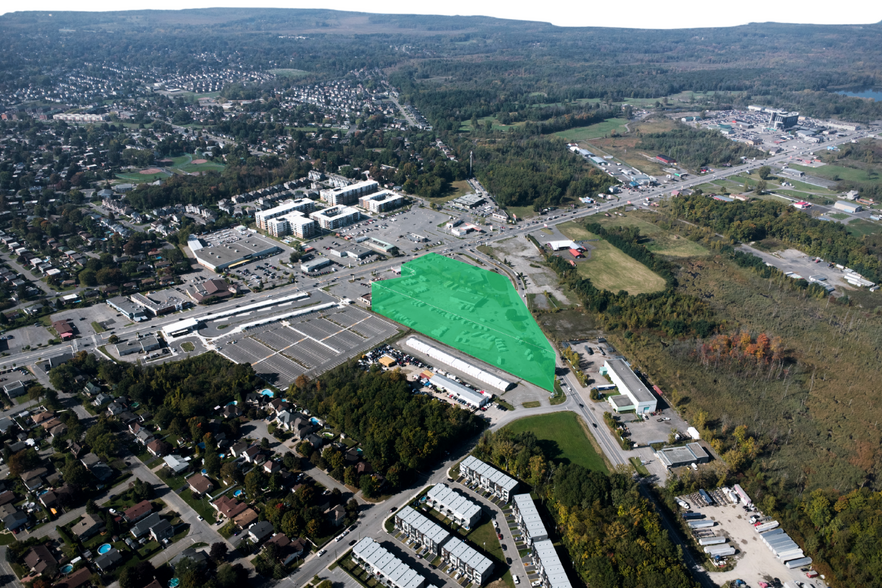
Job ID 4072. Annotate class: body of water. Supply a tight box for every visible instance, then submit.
[837,89,882,101]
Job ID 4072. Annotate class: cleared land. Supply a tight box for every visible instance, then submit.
[503,412,608,473]
[593,214,709,257]
[553,118,629,141]
[372,253,556,390]
[557,222,667,295]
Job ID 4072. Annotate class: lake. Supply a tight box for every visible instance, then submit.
[836,89,882,101]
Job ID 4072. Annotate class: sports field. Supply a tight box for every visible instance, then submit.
[372,253,555,390]
[503,412,608,473]
[116,152,225,182]
[557,222,667,294]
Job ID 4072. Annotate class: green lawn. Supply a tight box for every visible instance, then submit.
[181,342,195,352]
[503,412,608,473]
[466,519,504,562]
[846,219,881,237]
[629,457,650,476]
[269,68,311,78]
[553,118,629,142]
[557,222,667,294]
[522,401,541,408]
[115,171,171,183]
[790,162,876,183]
[90,321,106,333]
[179,488,217,523]
[505,205,539,220]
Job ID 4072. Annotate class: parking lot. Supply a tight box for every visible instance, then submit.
[217,304,399,389]
[739,245,854,294]
[676,490,823,588]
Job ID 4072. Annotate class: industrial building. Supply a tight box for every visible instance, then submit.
[363,237,400,256]
[191,229,283,272]
[426,483,482,529]
[310,206,361,230]
[833,200,863,214]
[107,296,148,322]
[130,290,190,316]
[656,442,711,468]
[320,179,379,206]
[161,317,201,339]
[440,536,495,586]
[545,240,582,252]
[395,507,452,554]
[359,190,406,214]
[428,374,492,409]
[459,455,518,502]
[406,338,513,391]
[601,359,657,414]
[255,198,316,230]
[511,494,548,545]
[530,540,572,588]
[450,193,486,209]
[351,538,426,588]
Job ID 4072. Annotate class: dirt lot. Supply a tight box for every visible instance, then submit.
[739,245,853,294]
[480,233,572,305]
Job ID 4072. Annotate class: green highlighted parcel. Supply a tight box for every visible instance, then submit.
[372,253,556,390]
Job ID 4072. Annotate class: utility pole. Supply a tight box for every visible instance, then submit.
[470,151,473,178]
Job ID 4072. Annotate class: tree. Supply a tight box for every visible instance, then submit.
[360,475,378,498]
[8,448,41,477]
[755,179,767,194]
[221,461,242,485]
[210,541,229,561]
[63,458,91,488]
[245,469,266,498]
[758,165,772,180]
[108,334,120,344]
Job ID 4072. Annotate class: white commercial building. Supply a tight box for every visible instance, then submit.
[310,205,361,230]
[426,484,482,529]
[531,539,572,588]
[351,538,426,588]
[511,494,548,545]
[429,375,492,409]
[359,190,406,214]
[255,198,315,230]
[601,358,657,414]
[459,456,518,502]
[321,179,378,206]
[406,337,513,391]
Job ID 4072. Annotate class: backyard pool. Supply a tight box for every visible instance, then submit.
[260,389,274,397]
[234,490,244,498]
[169,579,180,588]
[60,564,74,575]
[98,543,112,555]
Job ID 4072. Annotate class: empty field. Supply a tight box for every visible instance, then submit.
[503,412,608,473]
[557,222,667,295]
[553,118,628,142]
[593,215,709,257]
[790,162,875,183]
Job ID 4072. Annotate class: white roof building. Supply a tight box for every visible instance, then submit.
[352,538,425,588]
[440,536,494,586]
[512,494,548,544]
[429,375,491,409]
[426,484,482,529]
[460,455,518,502]
[406,337,512,391]
[601,358,657,414]
[545,240,582,251]
[531,539,572,588]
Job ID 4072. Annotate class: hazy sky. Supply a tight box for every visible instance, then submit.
[2,0,881,29]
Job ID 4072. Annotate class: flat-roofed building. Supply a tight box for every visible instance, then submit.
[363,237,400,256]
[426,483,482,529]
[531,539,572,588]
[351,538,425,588]
[359,190,405,214]
[429,375,491,409]
[310,206,361,230]
[601,359,657,414]
[255,198,315,230]
[266,214,317,238]
[320,179,378,206]
[460,455,518,502]
[107,296,148,322]
[656,442,710,468]
[394,506,451,554]
[192,229,283,272]
[301,257,332,274]
[440,536,494,586]
[511,494,548,545]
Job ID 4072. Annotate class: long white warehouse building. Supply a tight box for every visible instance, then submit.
[406,337,513,391]
[429,375,492,409]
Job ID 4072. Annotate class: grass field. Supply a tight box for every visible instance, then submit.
[116,152,225,183]
[428,179,472,204]
[846,219,881,237]
[557,221,667,294]
[116,171,171,183]
[503,412,608,473]
[790,162,875,183]
[553,118,629,142]
[269,68,311,78]
[505,205,539,219]
[593,214,709,257]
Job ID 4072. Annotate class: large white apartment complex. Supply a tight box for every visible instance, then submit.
[358,190,406,214]
[320,179,378,206]
[255,198,315,230]
[310,205,361,230]
[426,483,482,529]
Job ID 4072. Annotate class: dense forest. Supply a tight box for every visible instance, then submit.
[473,429,698,588]
[636,127,766,171]
[471,136,618,210]
[288,364,484,489]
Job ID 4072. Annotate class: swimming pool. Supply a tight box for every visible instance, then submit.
[234,489,244,498]
[97,543,112,555]
[60,564,74,575]
[169,579,180,588]
[260,389,274,397]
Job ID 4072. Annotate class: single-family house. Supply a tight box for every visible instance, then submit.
[123,500,153,523]
[249,520,274,543]
[131,513,162,538]
[188,473,214,495]
[147,439,172,457]
[94,548,122,572]
[327,505,347,527]
[24,544,58,575]
[150,519,174,541]
[71,513,103,539]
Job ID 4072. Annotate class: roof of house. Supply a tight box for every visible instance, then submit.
[55,566,92,588]
[249,520,274,541]
[24,544,57,572]
[188,473,213,494]
[234,508,258,528]
[124,500,153,522]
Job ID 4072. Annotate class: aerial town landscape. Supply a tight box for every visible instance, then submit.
[0,7,881,588]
